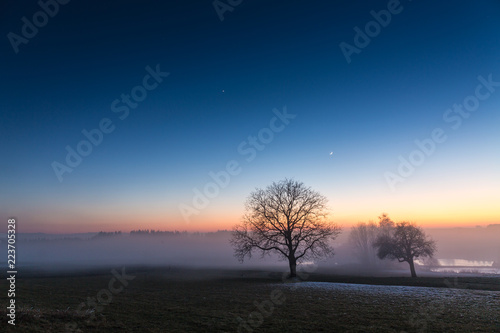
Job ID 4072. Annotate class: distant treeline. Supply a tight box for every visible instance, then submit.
[92,229,231,238]
[91,231,122,239]
[0,230,232,243]
[129,229,230,237]
[130,229,186,236]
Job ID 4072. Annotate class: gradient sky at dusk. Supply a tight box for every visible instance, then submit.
[1,0,499,232]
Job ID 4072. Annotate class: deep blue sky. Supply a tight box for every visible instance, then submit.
[1,0,499,232]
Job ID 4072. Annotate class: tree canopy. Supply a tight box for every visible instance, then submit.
[231,179,341,277]
[374,221,436,277]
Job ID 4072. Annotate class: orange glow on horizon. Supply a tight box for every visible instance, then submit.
[19,207,499,234]
[16,190,500,234]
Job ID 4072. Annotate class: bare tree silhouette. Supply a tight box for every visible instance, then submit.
[349,213,395,267]
[230,179,341,278]
[374,221,436,277]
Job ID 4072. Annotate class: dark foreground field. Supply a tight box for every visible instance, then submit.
[1,267,499,332]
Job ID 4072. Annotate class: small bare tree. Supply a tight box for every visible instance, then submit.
[349,221,378,266]
[230,179,341,278]
[378,213,395,236]
[349,214,395,267]
[374,221,436,277]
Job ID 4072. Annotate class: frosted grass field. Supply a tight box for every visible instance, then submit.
[1,267,499,332]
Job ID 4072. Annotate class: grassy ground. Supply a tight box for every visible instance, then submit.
[1,267,499,332]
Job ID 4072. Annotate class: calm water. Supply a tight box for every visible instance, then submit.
[430,259,500,275]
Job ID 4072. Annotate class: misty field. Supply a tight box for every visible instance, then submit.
[1,267,499,332]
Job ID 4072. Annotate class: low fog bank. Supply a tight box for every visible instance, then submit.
[1,225,499,276]
[329,225,500,276]
[1,231,283,273]
[425,226,500,261]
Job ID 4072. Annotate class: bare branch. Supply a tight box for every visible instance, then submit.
[230,179,341,277]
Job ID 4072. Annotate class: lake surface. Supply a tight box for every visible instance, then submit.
[430,258,500,274]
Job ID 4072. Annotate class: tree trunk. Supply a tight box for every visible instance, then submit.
[408,258,417,278]
[289,256,297,278]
